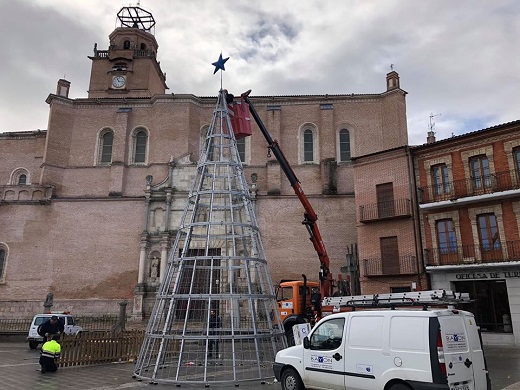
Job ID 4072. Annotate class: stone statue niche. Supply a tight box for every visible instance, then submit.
[148,255,160,286]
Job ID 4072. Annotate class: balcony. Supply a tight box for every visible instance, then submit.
[424,241,520,267]
[0,185,54,204]
[93,49,156,59]
[363,255,418,276]
[359,198,412,223]
[419,169,520,204]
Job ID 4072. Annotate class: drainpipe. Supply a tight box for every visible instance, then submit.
[406,146,426,290]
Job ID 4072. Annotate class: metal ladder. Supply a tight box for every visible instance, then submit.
[322,289,471,308]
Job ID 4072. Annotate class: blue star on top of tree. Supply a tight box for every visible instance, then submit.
[212,53,229,74]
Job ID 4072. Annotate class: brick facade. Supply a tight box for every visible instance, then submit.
[0,15,408,318]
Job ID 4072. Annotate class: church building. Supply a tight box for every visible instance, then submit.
[0,6,411,318]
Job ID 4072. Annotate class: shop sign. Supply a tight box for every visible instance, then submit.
[455,270,520,280]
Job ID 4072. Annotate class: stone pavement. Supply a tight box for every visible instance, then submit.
[1,341,519,389]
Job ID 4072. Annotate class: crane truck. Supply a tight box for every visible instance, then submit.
[226,89,338,344]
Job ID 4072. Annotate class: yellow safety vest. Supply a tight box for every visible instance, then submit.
[41,340,61,359]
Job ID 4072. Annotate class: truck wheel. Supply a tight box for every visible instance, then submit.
[281,368,304,390]
[29,341,38,349]
[285,328,295,347]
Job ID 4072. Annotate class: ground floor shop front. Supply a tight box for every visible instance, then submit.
[428,264,520,346]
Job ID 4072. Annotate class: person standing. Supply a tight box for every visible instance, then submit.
[38,315,65,343]
[208,310,221,358]
[39,333,61,373]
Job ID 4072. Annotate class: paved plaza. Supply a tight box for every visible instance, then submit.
[0,341,519,389]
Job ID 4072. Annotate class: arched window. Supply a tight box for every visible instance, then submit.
[9,168,30,185]
[0,244,7,282]
[123,40,131,49]
[299,124,318,164]
[236,138,246,163]
[339,129,351,161]
[303,129,314,162]
[140,43,146,50]
[200,126,216,161]
[99,129,114,164]
[133,129,148,164]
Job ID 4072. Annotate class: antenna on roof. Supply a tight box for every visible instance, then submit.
[427,113,441,144]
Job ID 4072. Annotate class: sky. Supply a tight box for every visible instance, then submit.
[0,0,518,145]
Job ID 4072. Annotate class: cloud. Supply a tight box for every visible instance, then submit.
[0,0,518,146]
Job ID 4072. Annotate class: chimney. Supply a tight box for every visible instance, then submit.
[386,71,400,91]
[427,130,436,144]
[56,79,71,98]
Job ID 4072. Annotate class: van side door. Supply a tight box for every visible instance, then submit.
[303,317,346,390]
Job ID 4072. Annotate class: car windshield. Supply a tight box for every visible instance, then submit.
[34,316,67,326]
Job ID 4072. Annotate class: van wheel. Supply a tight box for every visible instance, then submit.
[388,383,410,390]
[29,341,38,349]
[281,368,304,390]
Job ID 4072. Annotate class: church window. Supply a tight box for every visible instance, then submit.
[99,129,114,164]
[132,129,148,164]
[237,138,245,163]
[140,43,146,50]
[123,40,131,49]
[9,168,30,185]
[339,129,351,161]
[0,244,7,282]
[112,63,127,72]
[299,124,318,164]
[304,130,313,162]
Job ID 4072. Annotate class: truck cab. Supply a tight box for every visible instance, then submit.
[276,280,321,345]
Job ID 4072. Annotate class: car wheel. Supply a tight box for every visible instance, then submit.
[281,368,304,390]
[29,341,38,349]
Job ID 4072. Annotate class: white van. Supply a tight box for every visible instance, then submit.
[273,309,491,390]
[27,313,83,349]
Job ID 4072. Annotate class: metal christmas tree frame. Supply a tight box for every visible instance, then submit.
[133,89,287,385]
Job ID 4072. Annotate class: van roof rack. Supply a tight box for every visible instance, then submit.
[322,290,471,310]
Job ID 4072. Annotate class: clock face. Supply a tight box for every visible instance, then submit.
[112,76,126,88]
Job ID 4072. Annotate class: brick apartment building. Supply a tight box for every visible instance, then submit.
[0,6,411,319]
[413,120,520,345]
[352,121,520,345]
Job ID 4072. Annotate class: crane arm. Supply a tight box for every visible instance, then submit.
[241,90,333,299]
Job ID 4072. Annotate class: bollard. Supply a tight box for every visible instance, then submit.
[119,301,127,331]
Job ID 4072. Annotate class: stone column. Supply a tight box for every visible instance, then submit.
[137,239,148,284]
[160,238,169,284]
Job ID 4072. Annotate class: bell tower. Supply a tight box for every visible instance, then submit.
[87,6,168,98]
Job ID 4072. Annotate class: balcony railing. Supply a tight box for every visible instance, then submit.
[359,198,412,222]
[93,49,156,59]
[363,255,418,277]
[424,241,520,266]
[419,169,520,204]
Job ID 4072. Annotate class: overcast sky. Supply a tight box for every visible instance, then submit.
[0,0,518,145]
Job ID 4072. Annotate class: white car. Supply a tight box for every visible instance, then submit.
[27,313,83,349]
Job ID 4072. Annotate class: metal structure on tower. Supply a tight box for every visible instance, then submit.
[116,6,156,34]
[133,89,287,385]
